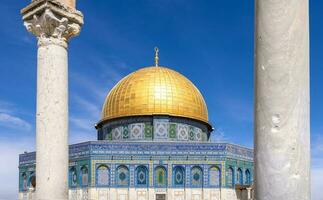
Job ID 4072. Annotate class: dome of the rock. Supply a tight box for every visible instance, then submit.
[100,66,209,124]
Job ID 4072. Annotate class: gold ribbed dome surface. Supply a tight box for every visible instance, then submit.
[101,66,208,123]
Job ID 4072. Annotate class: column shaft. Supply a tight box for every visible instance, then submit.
[254,0,310,200]
[36,39,68,200]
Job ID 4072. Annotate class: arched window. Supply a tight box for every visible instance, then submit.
[227,167,234,187]
[22,173,27,191]
[116,165,129,186]
[80,165,89,186]
[69,167,77,187]
[96,165,110,186]
[191,166,203,187]
[173,166,185,186]
[135,165,148,186]
[28,172,36,189]
[155,166,167,187]
[237,168,243,185]
[245,169,251,185]
[209,166,221,187]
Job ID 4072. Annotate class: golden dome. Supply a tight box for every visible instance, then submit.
[101,66,209,124]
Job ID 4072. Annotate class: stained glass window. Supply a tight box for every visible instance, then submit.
[136,166,148,186]
[81,166,88,186]
[97,165,109,186]
[191,166,203,186]
[155,166,167,187]
[116,165,129,186]
[245,169,251,184]
[227,167,234,187]
[173,166,185,186]
[237,168,243,185]
[209,166,221,187]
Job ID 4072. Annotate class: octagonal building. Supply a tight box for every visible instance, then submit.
[19,64,253,200]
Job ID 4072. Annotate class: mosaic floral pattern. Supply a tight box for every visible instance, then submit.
[123,125,129,139]
[154,121,168,139]
[144,123,153,138]
[209,166,220,187]
[70,167,77,187]
[189,126,195,141]
[177,124,189,140]
[191,166,203,186]
[130,123,144,139]
[169,123,177,139]
[112,127,122,140]
[19,143,254,191]
[195,128,202,141]
[155,166,167,187]
[116,166,129,186]
[136,166,148,186]
[173,166,185,186]
[81,165,89,186]
[227,167,234,187]
[101,120,208,142]
[97,165,109,186]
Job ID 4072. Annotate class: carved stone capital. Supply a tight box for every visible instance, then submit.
[21,0,83,47]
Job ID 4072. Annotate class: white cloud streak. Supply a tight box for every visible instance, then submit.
[311,133,323,200]
[0,100,33,132]
[0,113,32,131]
[211,127,231,142]
[312,167,323,200]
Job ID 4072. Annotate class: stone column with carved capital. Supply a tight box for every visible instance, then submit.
[21,1,83,199]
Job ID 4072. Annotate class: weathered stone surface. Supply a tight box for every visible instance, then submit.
[254,0,310,200]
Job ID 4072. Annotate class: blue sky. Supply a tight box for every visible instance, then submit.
[0,1,322,199]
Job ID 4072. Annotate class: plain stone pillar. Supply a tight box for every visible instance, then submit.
[21,1,83,199]
[36,37,69,199]
[254,0,310,200]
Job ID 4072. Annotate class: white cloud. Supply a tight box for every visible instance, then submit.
[70,72,108,101]
[211,127,231,142]
[70,116,96,132]
[73,95,101,118]
[0,113,32,131]
[0,100,33,133]
[68,57,131,144]
[312,167,323,200]
[69,95,101,141]
[311,133,323,200]
[0,100,14,113]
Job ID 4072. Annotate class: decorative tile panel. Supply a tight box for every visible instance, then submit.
[195,128,202,141]
[144,123,153,139]
[169,123,177,139]
[189,126,195,141]
[122,125,129,139]
[130,123,144,139]
[177,124,189,141]
[112,127,122,140]
[154,120,168,140]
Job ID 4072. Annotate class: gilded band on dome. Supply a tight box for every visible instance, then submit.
[101,66,209,124]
